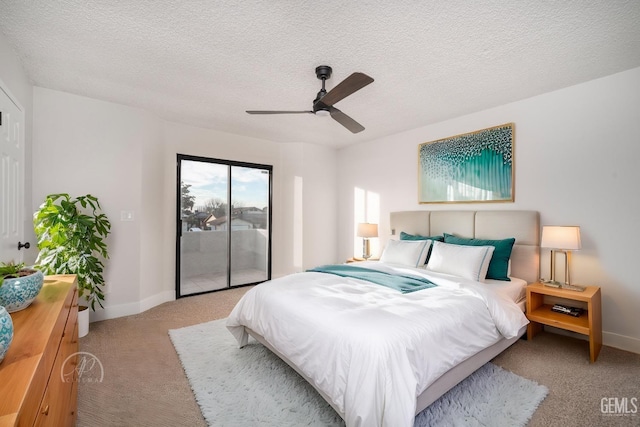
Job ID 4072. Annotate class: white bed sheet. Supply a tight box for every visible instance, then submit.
[226,261,529,427]
[483,276,527,303]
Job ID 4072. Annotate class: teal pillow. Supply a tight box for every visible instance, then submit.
[400,232,444,264]
[442,233,515,281]
[400,232,444,242]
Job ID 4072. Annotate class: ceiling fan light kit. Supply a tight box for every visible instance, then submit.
[246,65,374,133]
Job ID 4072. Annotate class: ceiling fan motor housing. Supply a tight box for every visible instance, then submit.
[315,65,332,81]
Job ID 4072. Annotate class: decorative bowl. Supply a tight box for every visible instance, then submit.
[0,306,13,363]
[0,270,44,313]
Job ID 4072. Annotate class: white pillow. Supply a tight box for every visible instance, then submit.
[379,239,432,268]
[426,241,495,282]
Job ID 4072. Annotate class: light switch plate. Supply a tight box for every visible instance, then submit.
[121,210,135,221]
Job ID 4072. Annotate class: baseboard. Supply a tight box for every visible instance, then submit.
[139,290,176,313]
[544,326,640,355]
[89,290,176,322]
[603,331,640,355]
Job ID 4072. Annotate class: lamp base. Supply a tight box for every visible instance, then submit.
[542,279,586,292]
[362,238,371,260]
[560,283,586,292]
[542,279,562,289]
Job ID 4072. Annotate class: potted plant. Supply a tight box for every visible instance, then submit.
[0,263,16,364]
[0,260,45,363]
[33,193,111,337]
[0,302,12,364]
[0,261,44,312]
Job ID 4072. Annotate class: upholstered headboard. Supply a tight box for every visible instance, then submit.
[389,210,540,283]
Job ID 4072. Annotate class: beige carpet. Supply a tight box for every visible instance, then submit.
[78,287,640,427]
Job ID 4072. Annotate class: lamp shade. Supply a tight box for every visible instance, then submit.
[357,223,378,238]
[540,226,581,250]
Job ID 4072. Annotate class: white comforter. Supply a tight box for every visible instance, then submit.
[226,261,528,427]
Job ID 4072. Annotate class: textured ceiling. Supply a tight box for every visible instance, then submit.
[1,1,639,148]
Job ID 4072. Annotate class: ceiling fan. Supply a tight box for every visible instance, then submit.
[246,65,374,134]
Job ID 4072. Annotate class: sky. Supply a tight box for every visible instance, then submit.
[181,160,269,211]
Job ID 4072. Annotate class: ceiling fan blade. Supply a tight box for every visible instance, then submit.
[329,107,365,134]
[316,72,374,108]
[246,110,313,114]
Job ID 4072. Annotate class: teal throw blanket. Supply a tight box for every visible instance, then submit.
[307,264,437,294]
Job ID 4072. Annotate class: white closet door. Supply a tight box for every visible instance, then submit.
[0,83,25,263]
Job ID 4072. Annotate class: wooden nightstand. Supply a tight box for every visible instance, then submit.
[526,282,602,362]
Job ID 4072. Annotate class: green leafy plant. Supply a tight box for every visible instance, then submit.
[33,194,111,310]
[0,261,27,287]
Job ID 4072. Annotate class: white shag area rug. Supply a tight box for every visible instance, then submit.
[169,319,548,427]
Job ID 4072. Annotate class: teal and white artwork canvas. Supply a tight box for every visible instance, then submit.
[419,123,514,203]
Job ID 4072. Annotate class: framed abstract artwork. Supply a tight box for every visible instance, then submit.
[418,123,514,203]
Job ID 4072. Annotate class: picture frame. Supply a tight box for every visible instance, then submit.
[418,123,514,204]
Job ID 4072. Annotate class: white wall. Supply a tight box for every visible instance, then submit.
[32,87,160,319]
[30,87,338,321]
[337,67,640,353]
[274,141,338,274]
[139,120,165,311]
[302,143,338,268]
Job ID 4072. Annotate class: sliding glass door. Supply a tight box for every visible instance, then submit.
[229,165,271,286]
[176,155,272,297]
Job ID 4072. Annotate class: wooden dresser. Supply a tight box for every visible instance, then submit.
[0,275,79,426]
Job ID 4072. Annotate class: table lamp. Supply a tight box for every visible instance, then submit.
[357,223,378,259]
[540,225,584,291]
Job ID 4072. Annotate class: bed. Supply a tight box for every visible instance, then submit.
[227,210,540,427]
